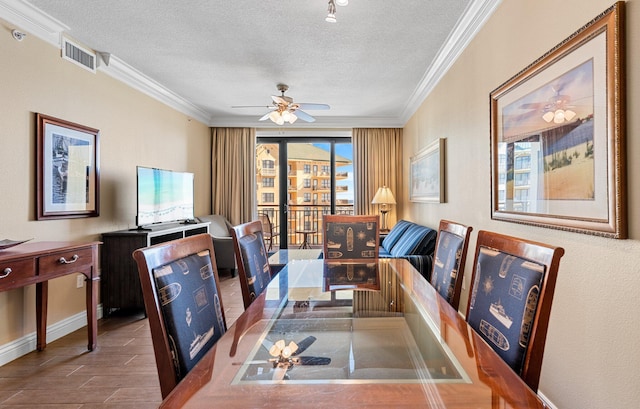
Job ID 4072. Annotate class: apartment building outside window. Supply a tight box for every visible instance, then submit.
[256,140,353,249]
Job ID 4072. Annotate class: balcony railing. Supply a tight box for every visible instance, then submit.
[257,204,354,249]
[260,168,276,176]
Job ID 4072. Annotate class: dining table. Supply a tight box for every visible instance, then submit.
[160,258,545,408]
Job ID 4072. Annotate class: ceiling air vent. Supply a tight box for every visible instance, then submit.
[61,37,96,73]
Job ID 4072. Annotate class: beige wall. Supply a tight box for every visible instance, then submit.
[0,19,211,344]
[403,0,639,408]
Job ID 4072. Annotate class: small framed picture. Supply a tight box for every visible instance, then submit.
[36,113,100,220]
[409,138,445,203]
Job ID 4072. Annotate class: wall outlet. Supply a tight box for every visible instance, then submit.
[76,275,85,288]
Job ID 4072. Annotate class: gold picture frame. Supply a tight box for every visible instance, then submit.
[489,2,626,238]
[36,113,100,220]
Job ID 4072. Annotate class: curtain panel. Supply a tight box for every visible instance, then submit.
[352,128,402,225]
[211,127,255,225]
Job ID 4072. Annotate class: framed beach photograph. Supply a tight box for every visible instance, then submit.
[489,2,626,238]
[410,138,445,203]
[36,113,100,220]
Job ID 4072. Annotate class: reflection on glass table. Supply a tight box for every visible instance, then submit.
[232,259,469,384]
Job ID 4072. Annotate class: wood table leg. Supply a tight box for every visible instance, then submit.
[35,281,48,351]
[86,274,99,351]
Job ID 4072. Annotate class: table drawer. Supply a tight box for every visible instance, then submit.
[38,247,94,277]
[0,258,36,289]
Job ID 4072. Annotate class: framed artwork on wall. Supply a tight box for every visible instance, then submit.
[409,138,445,203]
[36,113,100,220]
[489,2,626,238]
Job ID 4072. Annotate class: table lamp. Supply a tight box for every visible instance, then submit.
[371,186,396,232]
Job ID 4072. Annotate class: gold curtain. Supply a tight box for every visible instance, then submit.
[352,128,402,226]
[211,127,255,225]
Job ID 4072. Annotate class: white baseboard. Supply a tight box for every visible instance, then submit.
[538,390,558,409]
[0,304,103,367]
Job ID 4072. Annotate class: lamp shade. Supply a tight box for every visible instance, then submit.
[371,186,396,205]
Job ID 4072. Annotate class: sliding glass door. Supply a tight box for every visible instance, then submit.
[256,138,353,249]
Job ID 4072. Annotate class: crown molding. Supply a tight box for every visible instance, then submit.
[0,0,212,124]
[400,0,502,125]
[99,56,212,124]
[0,0,68,45]
[1,0,500,129]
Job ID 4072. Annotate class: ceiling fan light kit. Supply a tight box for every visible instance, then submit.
[236,83,329,125]
[542,108,576,123]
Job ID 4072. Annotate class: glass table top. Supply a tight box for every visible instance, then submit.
[232,259,470,385]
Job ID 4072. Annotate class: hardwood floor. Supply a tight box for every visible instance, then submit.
[0,271,243,409]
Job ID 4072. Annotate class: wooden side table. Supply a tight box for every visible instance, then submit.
[0,241,101,351]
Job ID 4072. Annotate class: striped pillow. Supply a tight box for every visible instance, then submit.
[381,220,412,253]
[390,224,436,257]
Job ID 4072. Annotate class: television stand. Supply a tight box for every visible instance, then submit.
[101,221,210,315]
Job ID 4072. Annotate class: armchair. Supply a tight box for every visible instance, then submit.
[198,214,237,277]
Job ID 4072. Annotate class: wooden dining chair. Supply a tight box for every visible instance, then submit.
[257,212,277,251]
[465,230,564,391]
[132,233,227,399]
[231,220,273,309]
[322,214,379,260]
[429,219,473,310]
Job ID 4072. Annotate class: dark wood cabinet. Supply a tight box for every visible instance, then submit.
[100,222,210,314]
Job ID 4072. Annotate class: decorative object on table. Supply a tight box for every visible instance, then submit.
[0,239,32,251]
[36,113,100,220]
[409,138,445,203]
[371,186,396,232]
[489,2,626,238]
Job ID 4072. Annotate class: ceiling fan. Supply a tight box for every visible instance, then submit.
[233,84,330,124]
[260,335,331,380]
[520,84,577,124]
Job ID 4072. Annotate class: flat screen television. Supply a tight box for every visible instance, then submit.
[136,166,195,227]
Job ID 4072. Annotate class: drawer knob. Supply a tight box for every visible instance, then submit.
[1,268,11,278]
[59,254,79,264]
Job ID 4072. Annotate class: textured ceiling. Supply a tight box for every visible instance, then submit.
[9,0,497,128]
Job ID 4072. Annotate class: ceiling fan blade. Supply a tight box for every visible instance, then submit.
[232,105,273,109]
[297,103,330,110]
[294,109,316,123]
[259,112,272,121]
[292,336,317,355]
[298,356,331,365]
[271,95,288,105]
